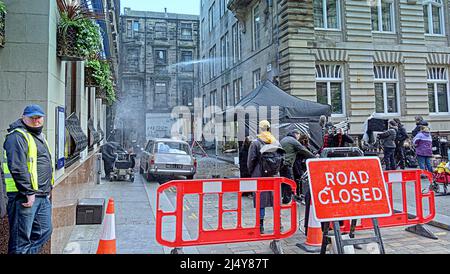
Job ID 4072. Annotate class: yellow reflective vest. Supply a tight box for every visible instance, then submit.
[2,128,54,193]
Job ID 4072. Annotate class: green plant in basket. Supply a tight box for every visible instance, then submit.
[57,0,102,59]
[0,1,6,15]
[86,58,116,104]
[0,1,6,31]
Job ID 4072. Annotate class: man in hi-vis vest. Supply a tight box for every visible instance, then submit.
[3,105,54,254]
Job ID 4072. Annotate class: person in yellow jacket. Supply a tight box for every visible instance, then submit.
[3,105,54,254]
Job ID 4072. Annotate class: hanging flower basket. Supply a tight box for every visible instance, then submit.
[56,0,102,61]
[85,66,99,87]
[57,26,85,61]
[0,10,6,47]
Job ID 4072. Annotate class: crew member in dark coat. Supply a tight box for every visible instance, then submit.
[280,129,315,204]
[393,118,408,169]
[3,105,54,254]
[412,116,429,138]
[378,120,398,170]
[0,163,6,219]
[295,133,320,234]
[239,136,253,197]
[247,120,279,233]
[101,142,119,180]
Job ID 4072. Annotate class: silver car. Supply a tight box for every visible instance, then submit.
[139,138,197,182]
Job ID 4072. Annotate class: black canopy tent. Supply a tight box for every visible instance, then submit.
[217,80,332,151]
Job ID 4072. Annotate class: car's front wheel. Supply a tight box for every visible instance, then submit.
[186,175,194,180]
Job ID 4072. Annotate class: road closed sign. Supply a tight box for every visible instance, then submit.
[306,156,392,222]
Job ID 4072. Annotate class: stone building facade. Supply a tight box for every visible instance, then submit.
[200,0,279,119]
[0,0,120,253]
[119,9,200,144]
[202,0,450,135]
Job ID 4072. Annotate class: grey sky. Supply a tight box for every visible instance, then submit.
[121,0,200,15]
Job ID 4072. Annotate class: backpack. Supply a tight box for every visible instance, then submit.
[259,141,285,177]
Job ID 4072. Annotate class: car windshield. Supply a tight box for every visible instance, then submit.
[155,142,190,155]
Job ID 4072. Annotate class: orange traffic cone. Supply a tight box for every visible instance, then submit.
[296,205,323,253]
[96,198,116,254]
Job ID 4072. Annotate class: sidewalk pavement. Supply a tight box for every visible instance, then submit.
[63,177,163,254]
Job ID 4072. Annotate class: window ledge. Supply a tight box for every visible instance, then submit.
[429,113,450,116]
[372,31,396,35]
[373,113,400,117]
[425,34,446,37]
[331,114,346,118]
[315,28,341,32]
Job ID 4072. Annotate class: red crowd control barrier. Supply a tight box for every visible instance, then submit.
[339,169,436,235]
[155,177,297,249]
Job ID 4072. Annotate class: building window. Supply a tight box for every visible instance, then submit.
[155,49,167,65]
[222,85,228,109]
[314,0,341,30]
[210,90,217,108]
[181,51,193,72]
[181,82,194,106]
[373,65,399,115]
[371,0,395,32]
[201,19,205,42]
[221,33,229,71]
[209,45,216,79]
[208,90,217,122]
[427,67,449,113]
[133,21,140,32]
[155,22,168,39]
[181,23,193,40]
[203,94,207,123]
[232,23,242,64]
[252,3,261,51]
[127,20,132,38]
[253,69,261,89]
[209,2,215,32]
[202,55,206,84]
[221,84,232,108]
[126,49,139,71]
[315,64,344,115]
[423,0,444,35]
[220,0,226,17]
[154,82,168,109]
[233,78,242,104]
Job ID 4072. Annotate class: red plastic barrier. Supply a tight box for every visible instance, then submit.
[156,177,297,248]
[340,169,435,232]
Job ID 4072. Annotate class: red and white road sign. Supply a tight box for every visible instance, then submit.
[306,156,392,222]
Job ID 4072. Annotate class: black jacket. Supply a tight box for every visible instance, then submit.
[378,128,397,149]
[239,143,250,178]
[3,119,53,197]
[412,121,429,138]
[247,138,274,209]
[396,125,408,142]
[0,164,6,218]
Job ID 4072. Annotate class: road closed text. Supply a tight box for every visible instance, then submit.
[307,157,392,221]
[319,171,384,205]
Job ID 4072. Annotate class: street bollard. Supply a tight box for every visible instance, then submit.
[96,153,102,184]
